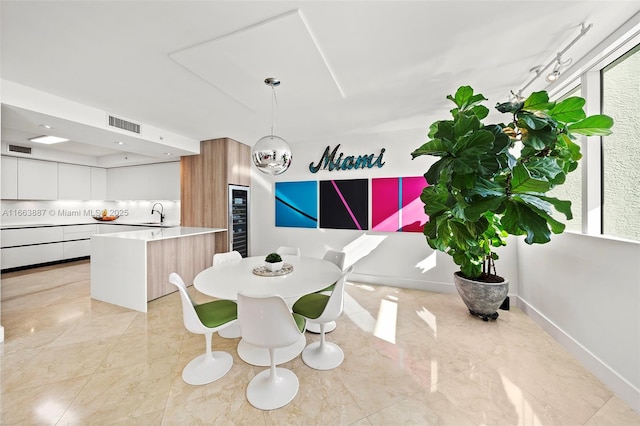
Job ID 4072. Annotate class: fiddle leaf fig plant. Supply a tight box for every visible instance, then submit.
[411,86,613,280]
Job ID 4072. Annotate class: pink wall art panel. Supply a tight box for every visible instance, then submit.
[372,176,428,232]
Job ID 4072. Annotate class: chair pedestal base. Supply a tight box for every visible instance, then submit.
[237,334,306,366]
[219,322,241,338]
[182,351,233,385]
[247,368,299,410]
[305,321,336,334]
[302,341,344,370]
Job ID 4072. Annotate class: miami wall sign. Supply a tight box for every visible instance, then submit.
[309,144,386,173]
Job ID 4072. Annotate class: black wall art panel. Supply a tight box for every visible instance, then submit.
[319,179,369,230]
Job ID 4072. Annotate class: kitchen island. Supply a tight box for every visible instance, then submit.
[91,226,226,312]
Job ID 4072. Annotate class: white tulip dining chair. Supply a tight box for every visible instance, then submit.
[276,246,301,257]
[306,249,346,334]
[238,292,306,410]
[169,272,237,385]
[292,266,353,370]
[211,250,243,338]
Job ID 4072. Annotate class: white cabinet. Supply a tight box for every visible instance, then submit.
[63,224,98,240]
[1,243,64,269]
[58,163,91,200]
[1,226,65,269]
[106,166,139,200]
[17,158,58,200]
[63,240,91,259]
[0,225,98,269]
[1,227,64,247]
[107,162,179,200]
[91,167,107,200]
[1,156,18,199]
[161,162,180,200]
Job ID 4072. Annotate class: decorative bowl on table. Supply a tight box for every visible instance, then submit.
[92,215,119,222]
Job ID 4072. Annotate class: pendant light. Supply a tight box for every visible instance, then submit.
[251,77,292,175]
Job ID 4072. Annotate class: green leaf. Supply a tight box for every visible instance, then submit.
[525,157,563,182]
[450,86,473,108]
[510,164,551,193]
[420,185,450,217]
[454,129,495,157]
[518,112,550,130]
[549,97,586,123]
[568,115,614,136]
[424,157,452,185]
[521,125,557,151]
[411,138,452,159]
[447,86,488,111]
[495,100,523,113]
[471,104,490,120]
[536,195,573,220]
[453,113,482,139]
[464,195,505,221]
[523,91,555,111]
[501,200,552,244]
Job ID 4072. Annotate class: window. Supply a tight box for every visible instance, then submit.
[549,85,583,233]
[601,43,640,241]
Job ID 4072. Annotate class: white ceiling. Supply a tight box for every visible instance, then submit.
[1,1,639,166]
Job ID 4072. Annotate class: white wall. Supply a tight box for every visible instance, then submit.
[250,127,520,294]
[516,232,640,411]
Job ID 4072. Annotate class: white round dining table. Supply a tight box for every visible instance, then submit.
[193,255,342,366]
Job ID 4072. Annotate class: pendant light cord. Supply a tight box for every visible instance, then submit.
[270,85,279,137]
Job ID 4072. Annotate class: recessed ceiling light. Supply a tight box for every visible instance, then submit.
[38,124,54,129]
[114,141,124,145]
[164,152,172,156]
[28,135,69,144]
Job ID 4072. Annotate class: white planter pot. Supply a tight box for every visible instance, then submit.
[266,261,284,272]
[453,271,509,321]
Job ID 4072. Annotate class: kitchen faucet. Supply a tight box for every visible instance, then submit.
[151,202,165,223]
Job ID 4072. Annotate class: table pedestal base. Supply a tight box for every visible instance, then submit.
[237,334,307,366]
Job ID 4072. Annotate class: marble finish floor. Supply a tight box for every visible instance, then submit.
[1,260,639,425]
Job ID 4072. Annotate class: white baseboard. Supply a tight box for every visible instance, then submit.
[516,296,640,414]
[0,325,4,343]
[348,272,458,294]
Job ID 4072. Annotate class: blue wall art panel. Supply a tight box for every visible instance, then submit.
[275,181,318,228]
[319,179,369,230]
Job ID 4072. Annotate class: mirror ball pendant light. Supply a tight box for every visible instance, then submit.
[251,78,292,175]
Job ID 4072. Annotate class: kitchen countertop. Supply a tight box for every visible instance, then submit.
[1,221,180,230]
[90,226,226,241]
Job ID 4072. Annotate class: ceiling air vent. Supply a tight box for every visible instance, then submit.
[8,144,32,154]
[108,115,141,134]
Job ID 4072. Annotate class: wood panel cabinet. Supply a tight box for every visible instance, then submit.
[180,138,250,253]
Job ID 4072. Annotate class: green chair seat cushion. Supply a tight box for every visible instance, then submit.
[292,293,330,320]
[194,299,238,328]
[292,312,306,333]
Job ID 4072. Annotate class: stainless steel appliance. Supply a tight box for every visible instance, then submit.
[228,185,249,257]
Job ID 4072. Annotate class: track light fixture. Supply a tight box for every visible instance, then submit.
[514,23,591,98]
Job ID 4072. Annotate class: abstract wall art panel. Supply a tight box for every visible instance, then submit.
[319,179,369,230]
[372,176,427,232]
[371,177,400,231]
[401,176,428,232]
[275,181,318,228]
